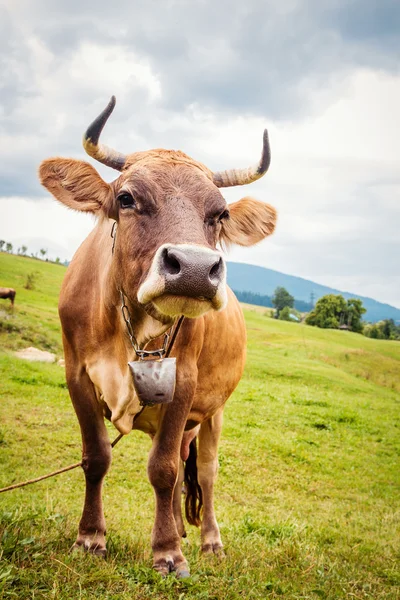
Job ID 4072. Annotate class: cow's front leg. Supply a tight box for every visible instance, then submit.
[197,408,224,555]
[147,374,195,578]
[173,460,186,538]
[67,367,111,557]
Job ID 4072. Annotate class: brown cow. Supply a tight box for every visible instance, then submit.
[39,97,277,578]
[0,287,16,306]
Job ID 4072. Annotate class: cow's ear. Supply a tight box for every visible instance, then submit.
[39,158,113,214]
[220,197,277,246]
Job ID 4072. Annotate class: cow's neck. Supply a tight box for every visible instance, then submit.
[121,291,173,349]
[103,276,173,351]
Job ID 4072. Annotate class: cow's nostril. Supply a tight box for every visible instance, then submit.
[209,257,223,284]
[162,248,181,275]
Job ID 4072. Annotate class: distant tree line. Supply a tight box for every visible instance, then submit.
[0,240,65,265]
[233,289,313,313]
[235,285,399,341]
[233,290,272,307]
[364,319,400,340]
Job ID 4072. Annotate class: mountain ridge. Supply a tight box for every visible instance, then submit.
[227,262,400,323]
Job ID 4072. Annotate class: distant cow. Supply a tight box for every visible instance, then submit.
[0,287,16,306]
[39,96,277,578]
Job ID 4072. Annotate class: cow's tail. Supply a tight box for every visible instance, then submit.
[184,438,203,527]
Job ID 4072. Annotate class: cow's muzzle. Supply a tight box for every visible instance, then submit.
[137,244,227,318]
[162,246,223,299]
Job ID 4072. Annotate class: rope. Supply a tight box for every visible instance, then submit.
[0,432,124,494]
[0,462,82,493]
[0,316,184,494]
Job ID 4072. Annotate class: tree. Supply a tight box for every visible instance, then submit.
[367,324,383,339]
[0,240,5,252]
[346,298,366,333]
[55,257,61,264]
[306,294,366,332]
[40,248,47,259]
[6,242,13,253]
[306,294,347,329]
[272,287,294,317]
[21,245,28,256]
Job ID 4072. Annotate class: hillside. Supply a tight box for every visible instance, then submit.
[0,253,66,354]
[1,251,400,597]
[227,261,400,323]
[1,252,400,598]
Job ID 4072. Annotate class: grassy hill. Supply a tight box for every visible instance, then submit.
[227,261,400,323]
[0,253,66,354]
[0,252,399,599]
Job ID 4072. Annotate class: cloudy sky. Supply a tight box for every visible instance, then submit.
[1,0,399,307]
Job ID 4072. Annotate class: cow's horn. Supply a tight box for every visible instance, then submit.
[212,129,271,187]
[83,96,127,171]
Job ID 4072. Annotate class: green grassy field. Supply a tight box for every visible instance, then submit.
[0,253,399,599]
[0,253,65,355]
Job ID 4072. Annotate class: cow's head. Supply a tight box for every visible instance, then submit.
[39,97,277,322]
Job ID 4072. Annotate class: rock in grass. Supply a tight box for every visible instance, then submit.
[15,347,56,363]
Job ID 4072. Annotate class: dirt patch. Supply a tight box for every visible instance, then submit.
[15,347,56,363]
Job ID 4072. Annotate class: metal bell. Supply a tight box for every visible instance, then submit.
[128,357,176,407]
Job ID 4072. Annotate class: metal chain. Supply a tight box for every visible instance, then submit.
[119,290,170,360]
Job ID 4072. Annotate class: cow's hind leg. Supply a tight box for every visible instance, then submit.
[197,409,224,555]
[67,368,111,556]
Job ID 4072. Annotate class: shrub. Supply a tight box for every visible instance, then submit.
[24,272,39,290]
[278,306,301,322]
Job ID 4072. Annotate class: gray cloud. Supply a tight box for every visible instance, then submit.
[1,0,398,194]
[3,0,400,120]
[1,0,399,306]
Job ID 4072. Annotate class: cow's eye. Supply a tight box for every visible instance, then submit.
[118,193,136,209]
[218,209,230,222]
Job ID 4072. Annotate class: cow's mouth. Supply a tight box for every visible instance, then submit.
[140,292,226,323]
[152,292,224,319]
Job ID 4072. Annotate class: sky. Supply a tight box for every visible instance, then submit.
[1,0,399,308]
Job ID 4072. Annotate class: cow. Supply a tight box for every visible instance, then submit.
[0,287,16,306]
[39,96,277,578]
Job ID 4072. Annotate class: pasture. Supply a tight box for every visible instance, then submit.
[0,253,399,599]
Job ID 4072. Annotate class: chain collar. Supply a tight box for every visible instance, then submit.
[119,290,171,360]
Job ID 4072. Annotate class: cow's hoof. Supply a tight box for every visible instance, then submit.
[72,539,107,558]
[201,542,225,557]
[176,565,191,579]
[153,558,174,578]
[153,556,190,578]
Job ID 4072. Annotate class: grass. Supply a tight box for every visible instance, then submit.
[0,252,400,598]
[0,253,65,355]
